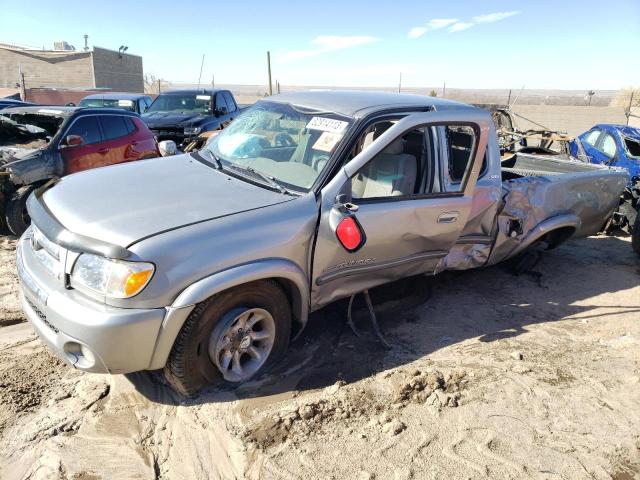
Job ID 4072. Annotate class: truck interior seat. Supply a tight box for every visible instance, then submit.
[352,138,417,198]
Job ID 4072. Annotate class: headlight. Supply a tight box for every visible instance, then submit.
[70,253,155,299]
[184,126,202,135]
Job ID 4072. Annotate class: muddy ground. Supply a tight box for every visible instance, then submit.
[0,234,639,480]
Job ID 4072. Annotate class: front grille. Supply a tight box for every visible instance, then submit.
[25,296,58,333]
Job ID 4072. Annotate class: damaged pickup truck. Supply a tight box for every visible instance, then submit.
[16,92,627,396]
[0,106,159,235]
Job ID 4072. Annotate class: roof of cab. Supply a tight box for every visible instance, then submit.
[81,92,149,100]
[0,106,137,117]
[263,90,472,117]
[158,89,222,95]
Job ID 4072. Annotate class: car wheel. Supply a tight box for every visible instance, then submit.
[163,280,291,396]
[5,185,35,236]
[632,211,640,257]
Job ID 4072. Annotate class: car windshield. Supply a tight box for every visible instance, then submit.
[204,101,353,191]
[79,98,136,111]
[146,93,212,114]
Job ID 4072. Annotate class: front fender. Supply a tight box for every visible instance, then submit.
[147,258,309,370]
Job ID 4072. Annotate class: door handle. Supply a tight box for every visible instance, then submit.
[438,212,459,223]
[97,147,110,154]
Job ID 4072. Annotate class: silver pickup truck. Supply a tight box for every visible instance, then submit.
[16,91,627,395]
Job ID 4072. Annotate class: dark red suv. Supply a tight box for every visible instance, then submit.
[0,106,159,234]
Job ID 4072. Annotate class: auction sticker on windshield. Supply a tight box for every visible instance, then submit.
[313,132,342,152]
[307,117,349,134]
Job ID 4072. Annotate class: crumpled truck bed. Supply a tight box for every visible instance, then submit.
[490,168,628,265]
[437,162,628,273]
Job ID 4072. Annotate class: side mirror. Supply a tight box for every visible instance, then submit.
[215,107,228,117]
[64,134,84,147]
[158,140,177,156]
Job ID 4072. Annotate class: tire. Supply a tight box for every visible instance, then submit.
[5,185,35,236]
[163,280,291,396]
[632,213,640,257]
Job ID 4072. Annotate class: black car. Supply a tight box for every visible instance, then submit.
[0,98,35,110]
[141,89,242,147]
[79,93,153,115]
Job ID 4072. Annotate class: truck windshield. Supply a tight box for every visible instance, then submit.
[204,101,353,191]
[146,94,212,114]
[79,98,136,111]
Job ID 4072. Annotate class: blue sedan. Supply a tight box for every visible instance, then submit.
[570,124,640,255]
[570,124,640,182]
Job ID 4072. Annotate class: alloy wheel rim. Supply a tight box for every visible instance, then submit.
[208,307,276,382]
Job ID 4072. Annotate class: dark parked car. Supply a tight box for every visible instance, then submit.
[141,89,242,148]
[0,98,35,110]
[79,93,153,115]
[0,106,159,234]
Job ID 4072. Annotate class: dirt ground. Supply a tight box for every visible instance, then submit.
[0,234,639,480]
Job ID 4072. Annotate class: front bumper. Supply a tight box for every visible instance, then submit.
[16,238,166,374]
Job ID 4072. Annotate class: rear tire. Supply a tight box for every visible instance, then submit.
[5,185,35,236]
[632,212,640,257]
[163,280,291,396]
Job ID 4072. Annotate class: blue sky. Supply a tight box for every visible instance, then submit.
[2,0,639,89]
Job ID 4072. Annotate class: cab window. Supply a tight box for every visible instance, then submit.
[351,123,477,200]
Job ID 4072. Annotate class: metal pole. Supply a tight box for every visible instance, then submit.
[197,54,205,90]
[19,68,26,101]
[277,80,280,94]
[157,79,161,94]
[267,51,273,96]
[507,89,512,106]
[212,75,215,88]
[442,82,446,98]
[627,91,634,126]
[398,72,402,93]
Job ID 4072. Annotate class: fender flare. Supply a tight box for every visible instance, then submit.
[147,258,309,370]
[511,214,581,257]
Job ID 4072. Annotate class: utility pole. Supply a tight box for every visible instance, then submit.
[628,91,635,126]
[19,68,26,101]
[211,75,215,88]
[276,80,280,94]
[157,79,161,94]
[197,54,205,90]
[267,51,273,96]
[442,82,446,98]
[507,89,512,106]
[398,72,402,93]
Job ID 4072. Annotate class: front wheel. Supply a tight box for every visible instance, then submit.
[632,213,640,256]
[5,185,35,236]
[163,280,291,396]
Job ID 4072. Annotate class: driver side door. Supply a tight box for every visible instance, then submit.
[311,110,490,308]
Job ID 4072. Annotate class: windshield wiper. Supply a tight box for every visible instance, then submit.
[199,148,223,170]
[227,164,290,195]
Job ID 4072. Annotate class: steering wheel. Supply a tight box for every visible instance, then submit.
[312,155,330,172]
[237,136,271,157]
[274,132,295,147]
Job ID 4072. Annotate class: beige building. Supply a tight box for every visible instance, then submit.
[0,43,144,92]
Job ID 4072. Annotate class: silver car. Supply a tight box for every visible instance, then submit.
[16,91,627,395]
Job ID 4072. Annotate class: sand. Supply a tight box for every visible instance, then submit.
[0,234,639,479]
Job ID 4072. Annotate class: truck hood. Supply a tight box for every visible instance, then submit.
[141,111,209,129]
[40,153,294,248]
